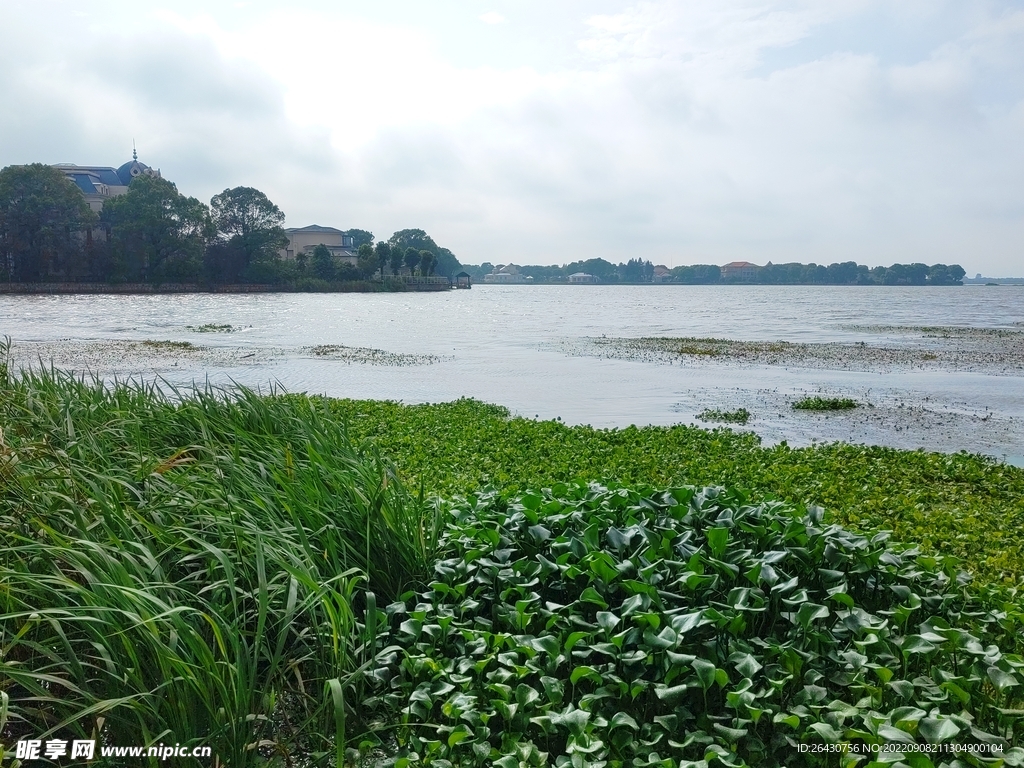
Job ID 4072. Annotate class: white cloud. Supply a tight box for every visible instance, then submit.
[0,0,1022,273]
[479,12,507,25]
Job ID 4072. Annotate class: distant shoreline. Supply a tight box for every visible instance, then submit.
[0,279,450,294]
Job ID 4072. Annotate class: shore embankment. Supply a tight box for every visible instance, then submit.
[0,276,451,293]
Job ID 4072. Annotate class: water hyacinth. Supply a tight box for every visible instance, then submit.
[369,483,1024,767]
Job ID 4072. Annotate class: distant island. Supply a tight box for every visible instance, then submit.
[463,259,967,286]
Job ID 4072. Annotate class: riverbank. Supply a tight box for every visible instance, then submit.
[0,276,451,293]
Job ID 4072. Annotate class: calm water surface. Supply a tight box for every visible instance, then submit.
[3,285,1022,461]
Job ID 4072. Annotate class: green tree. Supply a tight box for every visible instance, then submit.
[0,163,96,282]
[374,241,391,279]
[311,244,335,280]
[101,175,213,283]
[344,229,374,249]
[404,247,420,275]
[388,228,437,254]
[389,247,403,276]
[357,243,377,278]
[209,186,287,283]
[387,228,462,278]
[419,250,435,276]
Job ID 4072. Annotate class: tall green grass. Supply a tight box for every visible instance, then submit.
[0,356,440,764]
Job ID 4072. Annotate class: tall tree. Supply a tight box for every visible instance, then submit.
[386,229,463,278]
[374,241,391,279]
[357,243,377,278]
[209,187,287,282]
[419,250,435,276]
[0,164,96,282]
[388,228,437,254]
[404,247,421,275]
[344,229,374,249]
[102,175,213,282]
[389,247,403,277]
[311,244,335,280]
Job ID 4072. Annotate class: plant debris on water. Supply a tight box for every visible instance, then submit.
[560,332,1024,374]
[793,397,860,411]
[305,344,445,366]
[697,407,751,424]
[186,323,237,332]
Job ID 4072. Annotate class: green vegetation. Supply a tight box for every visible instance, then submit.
[321,398,1024,584]
[373,483,1024,766]
[458,259,966,285]
[0,365,438,764]
[3,366,1024,765]
[139,339,196,350]
[0,163,96,282]
[793,397,861,411]
[187,323,236,332]
[697,407,751,424]
[0,166,466,285]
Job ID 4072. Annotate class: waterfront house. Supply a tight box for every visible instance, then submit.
[483,264,528,284]
[53,150,162,212]
[568,272,597,284]
[720,261,761,281]
[652,265,671,283]
[279,225,358,264]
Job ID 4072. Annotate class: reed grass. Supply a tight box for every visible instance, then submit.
[0,351,439,765]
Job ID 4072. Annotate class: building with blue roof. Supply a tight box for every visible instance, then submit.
[53,149,162,212]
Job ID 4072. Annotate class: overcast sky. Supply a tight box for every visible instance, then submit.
[2,1,1022,273]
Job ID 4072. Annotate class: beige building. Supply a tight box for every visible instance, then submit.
[720,261,761,281]
[53,150,162,212]
[280,225,358,264]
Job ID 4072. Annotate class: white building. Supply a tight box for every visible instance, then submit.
[568,272,596,284]
[483,264,529,284]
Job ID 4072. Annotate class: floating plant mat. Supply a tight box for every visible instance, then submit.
[6,338,284,372]
[5,339,447,372]
[559,332,1024,374]
[302,344,447,366]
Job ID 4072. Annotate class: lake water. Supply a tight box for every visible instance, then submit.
[2,285,1023,463]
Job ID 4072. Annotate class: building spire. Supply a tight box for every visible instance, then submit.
[132,140,137,161]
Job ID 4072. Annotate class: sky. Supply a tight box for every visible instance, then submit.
[1,0,1022,274]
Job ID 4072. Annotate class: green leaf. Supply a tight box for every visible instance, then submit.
[901,635,937,655]
[988,666,1019,691]
[730,652,762,678]
[580,586,609,609]
[596,611,620,632]
[610,712,639,731]
[809,722,841,742]
[707,527,729,558]
[693,658,717,690]
[919,717,960,743]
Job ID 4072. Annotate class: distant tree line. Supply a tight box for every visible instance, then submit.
[460,258,966,285]
[0,164,463,285]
